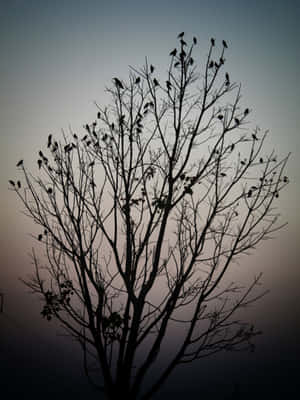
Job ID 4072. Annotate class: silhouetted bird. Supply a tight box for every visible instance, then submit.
[39,150,44,158]
[244,108,249,116]
[217,115,223,120]
[166,80,172,90]
[9,180,15,186]
[259,157,263,163]
[114,77,124,89]
[135,77,141,84]
[209,60,214,68]
[169,48,177,56]
[38,234,43,241]
[150,65,155,73]
[38,159,42,169]
[252,133,258,140]
[17,181,21,189]
[234,118,240,125]
[47,134,52,148]
[47,188,52,194]
[222,40,228,48]
[231,143,235,151]
[189,57,194,65]
[193,36,197,45]
[180,50,186,58]
[16,159,23,167]
[177,32,184,38]
[211,38,215,46]
[225,72,230,82]
[97,111,101,119]
[153,78,159,87]
[283,176,288,183]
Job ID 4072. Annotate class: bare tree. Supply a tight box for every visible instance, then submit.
[10,34,289,400]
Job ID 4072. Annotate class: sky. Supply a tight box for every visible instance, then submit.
[1,0,300,398]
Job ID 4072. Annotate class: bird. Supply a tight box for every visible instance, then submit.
[47,134,52,148]
[180,50,186,59]
[135,77,141,84]
[114,77,124,89]
[189,57,194,65]
[169,48,177,57]
[38,159,42,169]
[150,64,155,73]
[208,60,214,69]
[283,176,288,183]
[222,40,228,48]
[47,187,52,194]
[39,150,44,158]
[225,72,230,82]
[193,36,197,45]
[217,115,223,120]
[234,118,240,125]
[211,38,215,46]
[38,234,43,241]
[153,78,159,87]
[252,133,258,140]
[259,157,263,163]
[16,159,23,167]
[166,80,172,90]
[9,180,15,186]
[244,108,249,116]
[177,31,184,38]
[17,181,21,189]
[97,111,101,119]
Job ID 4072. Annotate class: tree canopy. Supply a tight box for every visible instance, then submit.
[11,33,289,400]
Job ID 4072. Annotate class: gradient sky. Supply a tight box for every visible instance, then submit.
[1,1,300,399]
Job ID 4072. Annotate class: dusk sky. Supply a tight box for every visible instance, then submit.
[1,1,300,399]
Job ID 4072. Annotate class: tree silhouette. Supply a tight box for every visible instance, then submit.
[11,34,289,400]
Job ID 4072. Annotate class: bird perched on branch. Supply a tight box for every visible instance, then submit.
[169,48,177,57]
[114,77,124,89]
[47,134,52,148]
[177,32,184,38]
[222,40,228,48]
[211,38,215,46]
[16,159,23,167]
